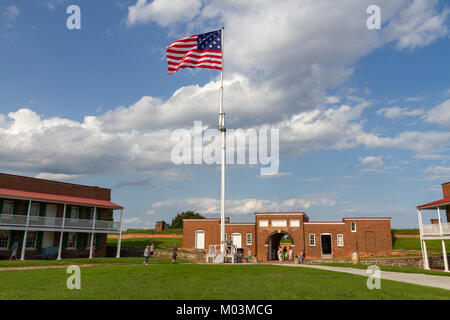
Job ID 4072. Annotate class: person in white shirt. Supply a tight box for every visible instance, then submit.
[144,245,150,265]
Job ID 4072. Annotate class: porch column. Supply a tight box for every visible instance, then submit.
[57,204,67,260]
[20,200,32,261]
[423,240,430,270]
[442,240,449,272]
[417,209,426,269]
[437,207,443,236]
[116,209,123,258]
[89,207,96,258]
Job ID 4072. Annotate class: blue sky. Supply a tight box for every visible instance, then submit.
[0,0,449,229]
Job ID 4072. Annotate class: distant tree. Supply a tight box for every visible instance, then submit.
[170,211,204,229]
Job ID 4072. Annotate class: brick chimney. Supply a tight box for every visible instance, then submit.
[443,182,450,223]
[443,182,450,198]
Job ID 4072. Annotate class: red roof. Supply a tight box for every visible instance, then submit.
[0,188,123,209]
[417,197,450,209]
[342,217,391,220]
[255,212,305,214]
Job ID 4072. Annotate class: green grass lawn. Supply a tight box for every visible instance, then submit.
[318,263,450,277]
[123,228,182,235]
[0,257,188,268]
[393,238,450,252]
[391,229,419,234]
[107,237,183,249]
[0,264,448,300]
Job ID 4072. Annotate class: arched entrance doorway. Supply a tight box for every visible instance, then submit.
[265,231,294,260]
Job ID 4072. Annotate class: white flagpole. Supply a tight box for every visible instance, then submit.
[219,27,226,262]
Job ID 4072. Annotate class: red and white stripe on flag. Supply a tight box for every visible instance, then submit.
[166,30,222,74]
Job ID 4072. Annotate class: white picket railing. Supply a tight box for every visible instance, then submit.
[0,214,120,231]
[422,222,450,236]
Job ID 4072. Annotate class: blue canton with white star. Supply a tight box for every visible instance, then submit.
[197,30,222,51]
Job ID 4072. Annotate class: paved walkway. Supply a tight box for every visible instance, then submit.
[279,264,450,290]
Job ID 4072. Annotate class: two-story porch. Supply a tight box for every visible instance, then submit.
[417,197,450,272]
[0,187,124,260]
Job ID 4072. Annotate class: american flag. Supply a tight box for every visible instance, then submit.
[166,30,222,74]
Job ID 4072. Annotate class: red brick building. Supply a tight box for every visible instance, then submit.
[156,220,167,232]
[183,212,392,261]
[0,173,123,260]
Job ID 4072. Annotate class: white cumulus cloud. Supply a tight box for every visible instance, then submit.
[152,193,337,215]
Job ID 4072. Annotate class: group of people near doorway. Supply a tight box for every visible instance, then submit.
[143,242,179,265]
[277,246,305,264]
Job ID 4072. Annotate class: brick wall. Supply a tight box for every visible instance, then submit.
[442,182,450,198]
[225,223,256,258]
[183,219,256,257]
[0,173,111,200]
[343,219,392,257]
[255,213,306,261]
[182,214,392,261]
[303,223,347,258]
[183,219,221,251]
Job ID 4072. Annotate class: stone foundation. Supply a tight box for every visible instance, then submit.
[106,246,205,262]
[305,255,450,270]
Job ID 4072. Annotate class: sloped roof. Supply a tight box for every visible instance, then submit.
[0,188,122,209]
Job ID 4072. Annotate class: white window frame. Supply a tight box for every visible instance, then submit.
[29,203,40,217]
[351,222,357,232]
[71,207,79,220]
[2,201,14,215]
[290,220,300,227]
[195,230,205,250]
[272,220,287,227]
[231,233,242,248]
[309,234,316,246]
[67,232,77,249]
[259,220,268,227]
[246,233,252,246]
[0,231,10,249]
[337,234,344,247]
[26,231,37,249]
[88,208,95,220]
[29,203,40,221]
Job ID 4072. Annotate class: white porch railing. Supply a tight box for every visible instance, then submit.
[422,222,450,236]
[0,214,120,232]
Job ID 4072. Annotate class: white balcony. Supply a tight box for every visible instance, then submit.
[422,222,450,236]
[0,214,120,233]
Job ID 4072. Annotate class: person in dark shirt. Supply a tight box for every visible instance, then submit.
[171,244,178,264]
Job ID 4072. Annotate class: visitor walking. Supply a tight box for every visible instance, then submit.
[10,240,18,260]
[283,246,287,260]
[277,246,283,262]
[171,243,178,264]
[288,247,293,261]
[144,245,150,265]
[298,251,305,264]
